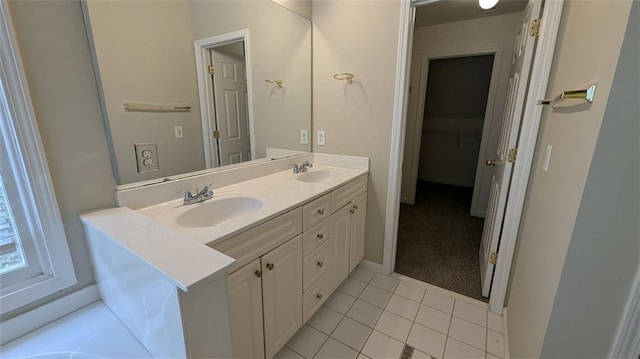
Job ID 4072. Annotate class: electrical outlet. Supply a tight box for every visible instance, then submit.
[300,130,309,145]
[134,143,159,173]
[174,126,183,138]
[317,130,325,146]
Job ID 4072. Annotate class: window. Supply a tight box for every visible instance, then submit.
[0,1,76,314]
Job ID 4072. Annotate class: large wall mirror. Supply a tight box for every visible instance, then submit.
[82,0,311,186]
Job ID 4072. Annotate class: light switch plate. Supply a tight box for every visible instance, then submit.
[174,126,183,138]
[543,144,552,172]
[300,130,309,145]
[317,130,325,146]
[134,143,159,173]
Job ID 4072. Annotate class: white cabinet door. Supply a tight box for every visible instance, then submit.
[227,258,265,359]
[349,193,367,271]
[333,205,351,289]
[262,235,303,358]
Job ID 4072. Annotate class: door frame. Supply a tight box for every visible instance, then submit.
[383,0,565,314]
[403,49,502,220]
[194,29,255,168]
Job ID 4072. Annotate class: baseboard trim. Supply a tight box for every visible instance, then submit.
[359,259,383,273]
[502,307,510,359]
[0,285,100,345]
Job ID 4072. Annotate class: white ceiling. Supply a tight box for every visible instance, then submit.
[415,0,528,27]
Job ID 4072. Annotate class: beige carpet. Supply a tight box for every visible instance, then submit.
[395,181,488,302]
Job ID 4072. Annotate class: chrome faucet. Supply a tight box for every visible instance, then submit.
[181,184,214,205]
[293,160,313,174]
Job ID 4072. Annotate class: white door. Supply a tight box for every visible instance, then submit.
[227,259,265,359]
[210,45,251,166]
[479,0,542,297]
[262,236,303,358]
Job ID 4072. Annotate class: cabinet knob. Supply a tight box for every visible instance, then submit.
[353,204,358,210]
[255,270,263,278]
[266,263,275,271]
[317,233,324,240]
[317,208,325,215]
[316,293,323,300]
[349,208,355,214]
[317,261,324,268]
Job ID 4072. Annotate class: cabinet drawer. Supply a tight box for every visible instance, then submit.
[303,272,332,322]
[302,193,332,231]
[303,238,332,291]
[302,215,333,256]
[212,208,302,271]
[332,175,367,211]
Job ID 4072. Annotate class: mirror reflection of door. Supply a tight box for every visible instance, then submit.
[209,41,251,166]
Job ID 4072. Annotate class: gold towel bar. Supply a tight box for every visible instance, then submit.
[538,84,597,108]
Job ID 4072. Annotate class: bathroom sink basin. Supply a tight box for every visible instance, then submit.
[296,170,341,183]
[175,197,264,228]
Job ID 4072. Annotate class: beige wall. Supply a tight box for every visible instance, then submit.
[312,0,402,264]
[403,13,522,212]
[4,0,115,319]
[272,0,312,20]
[506,1,634,357]
[190,0,312,160]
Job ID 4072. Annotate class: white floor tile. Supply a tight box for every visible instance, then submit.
[308,307,344,335]
[338,277,368,298]
[346,300,383,327]
[324,291,357,315]
[415,304,452,335]
[394,280,426,303]
[386,294,420,320]
[369,273,401,292]
[275,346,304,359]
[487,329,504,358]
[331,317,372,351]
[487,312,503,333]
[411,349,434,359]
[361,330,404,359]
[453,300,487,327]
[443,337,485,359]
[448,317,486,351]
[358,285,392,308]
[286,325,328,359]
[350,266,376,283]
[374,311,412,342]
[422,291,455,314]
[314,337,358,359]
[407,323,447,359]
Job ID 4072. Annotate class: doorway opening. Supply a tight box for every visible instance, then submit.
[396,54,495,302]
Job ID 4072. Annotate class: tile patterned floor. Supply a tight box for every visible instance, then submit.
[277,266,505,359]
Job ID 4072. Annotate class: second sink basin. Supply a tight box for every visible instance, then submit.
[175,196,264,228]
[296,170,342,183]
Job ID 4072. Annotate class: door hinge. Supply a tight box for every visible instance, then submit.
[213,130,220,139]
[208,65,215,75]
[530,18,541,37]
[508,148,518,163]
[489,252,498,264]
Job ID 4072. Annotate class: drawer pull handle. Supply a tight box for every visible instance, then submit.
[353,204,358,210]
[316,293,323,300]
[317,261,324,268]
[266,263,275,271]
[317,209,325,215]
[317,233,324,240]
[349,208,355,214]
[255,270,263,278]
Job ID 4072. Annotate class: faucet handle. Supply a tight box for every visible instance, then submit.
[177,189,194,200]
[304,160,313,168]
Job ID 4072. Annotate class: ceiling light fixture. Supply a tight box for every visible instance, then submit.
[478,0,499,10]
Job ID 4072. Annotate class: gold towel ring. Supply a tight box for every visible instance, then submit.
[332,72,354,84]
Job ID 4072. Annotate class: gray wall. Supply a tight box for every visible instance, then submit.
[4,0,115,319]
[540,1,639,356]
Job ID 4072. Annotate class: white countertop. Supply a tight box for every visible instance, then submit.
[137,164,368,246]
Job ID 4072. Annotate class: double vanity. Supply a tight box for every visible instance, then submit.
[81,153,369,358]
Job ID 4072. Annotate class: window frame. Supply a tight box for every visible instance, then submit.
[0,1,76,314]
